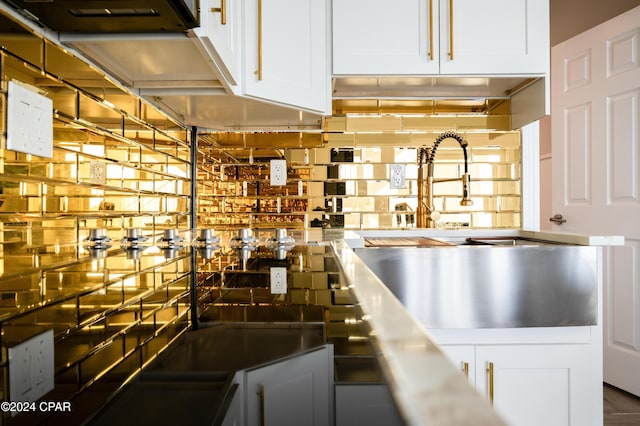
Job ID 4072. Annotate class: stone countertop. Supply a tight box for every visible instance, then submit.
[87,323,328,425]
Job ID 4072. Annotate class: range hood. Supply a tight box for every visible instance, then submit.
[5,0,198,32]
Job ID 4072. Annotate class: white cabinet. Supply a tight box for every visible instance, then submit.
[439,328,603,426]
[244,345,334,426]
[195,0,331,114]
[333,0,548,76]
[439,0,548,75]
[194,0,243,88]
[243,0,331,113]
[332,0,440,75]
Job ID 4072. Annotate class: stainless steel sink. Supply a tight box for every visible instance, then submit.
[354,244,598,328]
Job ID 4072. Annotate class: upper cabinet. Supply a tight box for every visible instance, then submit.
[194,0,243,89]
[441,0,548,75]
[333,0,549,76]
[242,0,331,114]
[333,0,440,74]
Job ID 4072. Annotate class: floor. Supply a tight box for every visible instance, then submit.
[604,384,640,425]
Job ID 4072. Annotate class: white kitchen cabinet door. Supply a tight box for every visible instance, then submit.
[245,345,333,426]
[332,0,439,75]
[243,0,330,114]
[439,0,548,75]
[194,0,243,89]
[333,0,547,77]
[475,344,601,426]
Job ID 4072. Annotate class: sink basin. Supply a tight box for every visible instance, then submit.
[354,243,597,328]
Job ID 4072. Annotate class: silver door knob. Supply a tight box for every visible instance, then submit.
[549,214,567,224]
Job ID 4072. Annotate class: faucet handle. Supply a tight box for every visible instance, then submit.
[460,173,473,206]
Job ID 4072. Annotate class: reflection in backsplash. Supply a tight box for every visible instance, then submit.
[0,16,195,421]
[198,132,522,230]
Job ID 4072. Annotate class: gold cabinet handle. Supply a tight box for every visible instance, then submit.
[428,0,434,60]
[256,0,263,80]
[210,0,227,25]
[462,361,469,379]
[487,361,494,405]
[449,0,454,60]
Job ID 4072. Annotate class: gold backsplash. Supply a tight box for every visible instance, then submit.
[198,129,521,230]
[0,20,193,416]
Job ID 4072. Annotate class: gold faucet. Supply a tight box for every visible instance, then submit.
[417,131,473,228]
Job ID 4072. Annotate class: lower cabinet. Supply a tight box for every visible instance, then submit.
[335,384,404,426]
[439,328,602,426]
[222,344,334,426]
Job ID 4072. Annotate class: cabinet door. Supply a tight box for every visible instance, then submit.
[475,344,600,426]
[439,0,548,75]
[194,0,243,88]
[439,345,476,385]
[332,0,439,75]
[245,345,333,426]
[243,0,330,113]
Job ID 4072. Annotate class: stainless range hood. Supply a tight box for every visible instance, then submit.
[5,0,198,32]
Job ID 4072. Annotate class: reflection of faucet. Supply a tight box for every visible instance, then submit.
[417,131,473,228]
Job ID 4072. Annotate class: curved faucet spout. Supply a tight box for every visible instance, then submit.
[417,131,473,228]
[426,130,469,175]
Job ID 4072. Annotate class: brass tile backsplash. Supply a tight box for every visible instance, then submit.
[198,130,521,230]
[1,20,193,418]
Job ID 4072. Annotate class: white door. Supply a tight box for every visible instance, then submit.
[551,6,640,396]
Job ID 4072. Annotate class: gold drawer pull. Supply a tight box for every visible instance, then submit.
[210,0,227,25]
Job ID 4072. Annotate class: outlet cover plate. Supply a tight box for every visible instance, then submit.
[270,267,287,294]
[270,159,287,186]
[90,160,106,184]
[7,81,53,159]
[390,164,406,189]
[8,329,55,402]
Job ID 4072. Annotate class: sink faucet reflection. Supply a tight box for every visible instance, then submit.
[417,131,473,228]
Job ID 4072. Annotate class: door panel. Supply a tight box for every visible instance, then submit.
[332,0,439,75]
[440,0,548,74]
[551,5,640,396]
[475,344,599,426]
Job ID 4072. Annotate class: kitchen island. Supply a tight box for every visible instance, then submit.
[334,229,623,426]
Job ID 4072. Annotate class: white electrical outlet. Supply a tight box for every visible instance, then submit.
[90,160,106,184]
[270,159,287,186]
[8,329,54,403]
[270,267,287,294]
[390,164,406,189]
